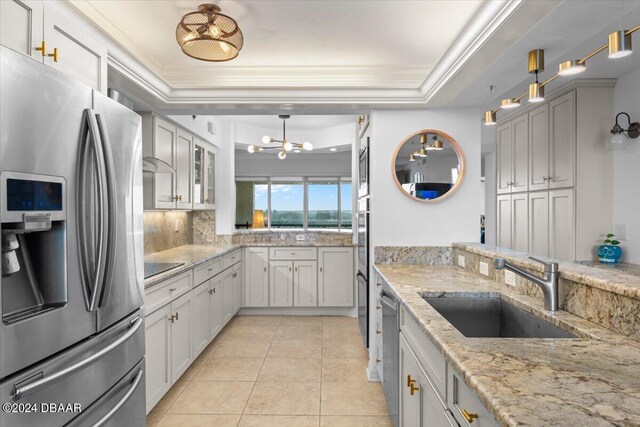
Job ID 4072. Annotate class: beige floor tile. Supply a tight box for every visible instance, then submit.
[322,340,369,359]
[195,339,224,364]
[157,413,241,427]
[212,339,272,358]
[233,315,282,327]
[323,325,361,341]
[321,382,388,416]
[239,415,319,427]
[168,381,254,414]
[322,358,369,383]
[322,317,357,327]
[245,382,321,415]
[179,361,203,381]
[267,339,322,359]
[149,377,189,414]
[320,416,392,426]
[258,357,321,382]
[194,357,265,382]
[146,411,163,427]
[225,325,278,340]
[274,325,323,341]
[279,316,324,326]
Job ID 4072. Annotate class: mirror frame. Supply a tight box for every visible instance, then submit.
[391,129,466,203]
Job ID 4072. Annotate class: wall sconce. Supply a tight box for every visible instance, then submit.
[611,112,640,145]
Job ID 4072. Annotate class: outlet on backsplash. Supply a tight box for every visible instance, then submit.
[296,234,305,241]
[479,261,489,276]
[504,270,516,286]
[457,255,466,268]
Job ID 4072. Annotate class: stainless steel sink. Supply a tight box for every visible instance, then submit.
[423,296,576,339]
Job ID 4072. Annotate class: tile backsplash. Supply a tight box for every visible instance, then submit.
[144,211,193,254]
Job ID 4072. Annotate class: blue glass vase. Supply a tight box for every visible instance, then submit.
[597,245,622,263]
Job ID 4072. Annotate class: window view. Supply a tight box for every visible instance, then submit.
[235,178,352,230]
[235,180,268,229]
[308,181,338,228]
[270,181,304,228]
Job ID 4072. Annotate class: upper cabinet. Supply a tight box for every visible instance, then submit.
[142,114,218,211]
[193,138,217,210]
[0,1,107,93]
[496,115,528,194]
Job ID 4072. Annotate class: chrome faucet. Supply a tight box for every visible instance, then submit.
[494,256,559,311]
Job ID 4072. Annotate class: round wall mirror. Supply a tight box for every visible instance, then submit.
[392,129,465,202]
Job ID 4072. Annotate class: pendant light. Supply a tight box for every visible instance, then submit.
[528,49,545,103]
[609,30,633,58]
[558,59,586,76]
[247,115,313,160]
[176,4,243,62]
[500,98,520,109]
[483,110,497,126]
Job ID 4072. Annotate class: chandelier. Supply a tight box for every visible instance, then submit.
[176,4,243,62]
[247,115,313,160]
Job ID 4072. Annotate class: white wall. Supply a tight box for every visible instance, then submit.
[612,67,640,263]
[370,109,481,246]
[483,152,497,245]
[235,151,351,177]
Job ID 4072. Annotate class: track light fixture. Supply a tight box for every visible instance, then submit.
[483,24,638,126]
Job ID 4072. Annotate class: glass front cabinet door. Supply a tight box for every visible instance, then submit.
[193,138,217,210]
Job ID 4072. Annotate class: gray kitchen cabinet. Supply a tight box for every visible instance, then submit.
[318,247,354,307]
[497,115,528,194]
[528,191,549,257]
[269,261,294,307]
[400,333,421,427]
[144,304,171,413]
[192,281,211,358]
[448,368,499,427]
[496,195,511,249]
[175,129,193,209]
[549,91,575,189]
[222,269,235,325]
[528,103,550,191]
[293,260,317,307]
[0,0,43,61]
[511,192,528,253]
[244,248,269,307]
[209,278,223,338]
[169,291,193,383]
[193,139,217,210]
[496,122,512,195]
[232,263,243,313]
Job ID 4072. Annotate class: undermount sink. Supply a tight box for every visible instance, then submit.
[423,295,577,339]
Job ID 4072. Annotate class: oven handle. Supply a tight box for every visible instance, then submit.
[11,316,142,401]
[93,368,144,427]
[379,291,398,311]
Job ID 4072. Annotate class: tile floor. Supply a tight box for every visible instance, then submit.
[146,315,391,427]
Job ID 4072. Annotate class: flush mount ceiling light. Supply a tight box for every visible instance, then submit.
[247,115,313,160]
[483,23,639,126]
[610,112,640,146]
[176,4,243,62]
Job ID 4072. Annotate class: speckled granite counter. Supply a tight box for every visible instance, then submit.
[576,260,640,278]
[374,263,640,427]
[144,244,241,288]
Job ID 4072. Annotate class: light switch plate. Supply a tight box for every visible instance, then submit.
[479,262,489,276]
[457,255,466,268]
[296,234,305,241]
[505,270,516,286]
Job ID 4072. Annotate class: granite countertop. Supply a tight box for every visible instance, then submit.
[374,263,640,427]
[144,244,241,288]
[454,242,640,300]
[575,260,640,278]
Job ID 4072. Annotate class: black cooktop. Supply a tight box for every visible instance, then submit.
[144,262,185,279]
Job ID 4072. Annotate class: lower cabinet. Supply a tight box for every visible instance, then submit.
[232,263,243,313]
[192,281,211,357]
[169,291,193,382]
[318,247,354,306]
[293,260,317,306]
[222,269,235,324]
[269,261,294,307]
[144,305,172,413]
[209,278,223,338]
[244,247,269,307]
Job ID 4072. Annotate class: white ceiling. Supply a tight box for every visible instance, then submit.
[74,0,481,89]
[228,114,356,130]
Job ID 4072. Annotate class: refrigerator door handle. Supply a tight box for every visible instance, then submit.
[10,316,142,401]
[79,109,109,312]
[93,368,144,427]
[95,113,119,308]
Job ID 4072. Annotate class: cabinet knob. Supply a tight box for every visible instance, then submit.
[47,48,59,63]
[462,409,479,423]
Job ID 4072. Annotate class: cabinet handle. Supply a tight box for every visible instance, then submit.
[208,289,213,295]
[407,375,416,387]
[377,283,381,287]
[232,272,237,278]
[168,315,175,323]
[542,176,549,181]
[295,267,298,272]
[409,383,420,396]
[264,267,267,272]
[376,330,381,335]
[35,40,47,57]
[320,267,323,272]
[169,288,176,292]
[376,359,381,363]
[174,312,179,321]
[47,48,59,63]
[462,409,479,423]
[288,267,292,272]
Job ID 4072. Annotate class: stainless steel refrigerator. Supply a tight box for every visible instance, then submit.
[0,46,145,426]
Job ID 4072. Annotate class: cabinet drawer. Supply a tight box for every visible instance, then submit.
[269,247,317,260]
[145,271,193,315]
[223,250,242,269]
[194,258,223,286]
[400,307,447,398]
[449,369,499,427]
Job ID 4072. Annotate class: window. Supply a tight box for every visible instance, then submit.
[270,181,304,229]
[235,180,268,229]
[235,177,352,230]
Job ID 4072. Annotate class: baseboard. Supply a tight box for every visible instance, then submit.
[238,307,356,316]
